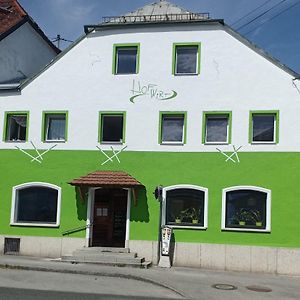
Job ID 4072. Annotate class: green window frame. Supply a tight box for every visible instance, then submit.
[3,111,29,142]
[42,111,68,142]
[159,112,187,145]
[112,43,140,75]
[249,110,279,144]
[99,112,126,144]
[172,42,201,75]
[202,111,232,144]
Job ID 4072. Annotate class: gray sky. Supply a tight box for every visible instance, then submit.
[19,0,300,74]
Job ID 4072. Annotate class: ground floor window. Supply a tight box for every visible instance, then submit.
[162,185,208,229]
[10,182,61,227]
[222,186,271,232]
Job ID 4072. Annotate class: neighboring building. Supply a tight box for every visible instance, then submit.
[0,0,60,87]
[1,0,300,274]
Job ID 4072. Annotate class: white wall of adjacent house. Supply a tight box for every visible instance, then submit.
[0,22,57,84]
[0,23,299,152]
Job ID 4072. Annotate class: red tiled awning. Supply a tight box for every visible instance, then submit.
[68,170,143,188]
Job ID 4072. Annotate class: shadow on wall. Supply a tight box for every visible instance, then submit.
[130,187,150,223]
[76,186,87,221]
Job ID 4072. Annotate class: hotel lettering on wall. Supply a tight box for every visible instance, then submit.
[130,80,177,103]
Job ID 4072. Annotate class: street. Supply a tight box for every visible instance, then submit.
[0,269,182,300]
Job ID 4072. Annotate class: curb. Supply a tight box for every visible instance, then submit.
[0,263,187,299]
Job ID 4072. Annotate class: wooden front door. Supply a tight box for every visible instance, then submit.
[92,188,127,247]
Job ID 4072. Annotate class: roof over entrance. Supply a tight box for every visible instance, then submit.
[69,171,144,188]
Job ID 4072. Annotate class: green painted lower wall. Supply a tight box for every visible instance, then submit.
[1,149,300,248]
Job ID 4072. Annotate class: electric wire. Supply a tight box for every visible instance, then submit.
[236,0,288,31]
[244,0,300,35]
[230,0,273,26]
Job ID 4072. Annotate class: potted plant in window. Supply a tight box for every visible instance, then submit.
[249,209,262,227]
[236,208,251,226]
[178,207,200,224]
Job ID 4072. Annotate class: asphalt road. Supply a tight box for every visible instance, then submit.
[0,269,182,300]
[0,287,181,300]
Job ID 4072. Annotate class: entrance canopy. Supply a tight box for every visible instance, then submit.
[68,171,144,205]
[69,170,144,188]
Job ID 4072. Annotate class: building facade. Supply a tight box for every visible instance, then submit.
[1,1,300,275]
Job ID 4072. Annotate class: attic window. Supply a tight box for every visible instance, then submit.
[4,112,28,142]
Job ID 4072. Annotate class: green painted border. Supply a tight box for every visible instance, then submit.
[159,111,187,144]
[3,111,30,142]
[172,42,201,75]
[249,110,279,144]
[202,111,232,144]
[98,111,126,144]
[112,43,140,75]
[41,111,68,142]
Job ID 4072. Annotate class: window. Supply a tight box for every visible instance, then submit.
[250,111,279,144]
[173,43,201,75]
[222,186,271,232]
[162,185,208,229]
[4,112,29,142]
[10,182,61,227]
[99,112,126,143]
[43,112,67,142]
[113,44,140,74]
[203,112,232,144]
[159,112,186,144]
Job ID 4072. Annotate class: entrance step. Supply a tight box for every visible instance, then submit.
[61,247,151,269]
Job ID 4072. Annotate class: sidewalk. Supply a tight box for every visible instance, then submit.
[0,255,299,300]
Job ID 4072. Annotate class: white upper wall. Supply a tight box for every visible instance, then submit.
[0,23,299,152]
[0,22,57,83]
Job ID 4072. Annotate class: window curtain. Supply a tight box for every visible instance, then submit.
[47,118,65,140]
[11,116,27,127]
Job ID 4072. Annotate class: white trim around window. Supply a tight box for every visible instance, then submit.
[162,184,208,229]
[221,185,271,232]
[10,182,61,227]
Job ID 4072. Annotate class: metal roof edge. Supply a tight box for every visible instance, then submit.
[84,18,224,33]
[18,33,87,90]
[223,24,300,79]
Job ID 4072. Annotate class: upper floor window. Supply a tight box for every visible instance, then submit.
[4,112,29,142]
[250,111,279,144]
[159,112,186,144]
[113,44,140,75]
[43,112,67,142]
[173,43,201,75]
[162,185,208,229]
[10,182,61,227]
[99,112,126,144]
[203,112,232,144]
[222,186,271,232]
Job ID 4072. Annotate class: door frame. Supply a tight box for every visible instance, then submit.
[85,187,131,248]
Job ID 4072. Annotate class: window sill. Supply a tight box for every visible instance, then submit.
[221,227,270,233]
[167,225,207,230]
[251,141,277,145]
[174,73,199,76]
[44,140,66,143]
[160,142,184,146]
[5,140,26,143]
[10,222,59,228]
[204,142,229,145]
[114,72,138,75]
[100,141,124,145]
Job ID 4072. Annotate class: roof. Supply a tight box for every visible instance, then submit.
[0,0,26,34]
[0,0,60,53]
[69,171,144,188]
[101,0,209,25]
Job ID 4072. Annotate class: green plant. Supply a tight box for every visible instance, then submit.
[179,207,200,222]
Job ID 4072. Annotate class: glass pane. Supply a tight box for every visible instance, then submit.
[16,187,58,223]
[166,188,205,226]
[206,117,228,143]
[253,115,275,142]
[46,115,66,141]
[7,115,27,141]
[176,46,198,74]
[102,115,123,142]
[116,48,137,74]
[225,189,267,229]
[162,116,184,142]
